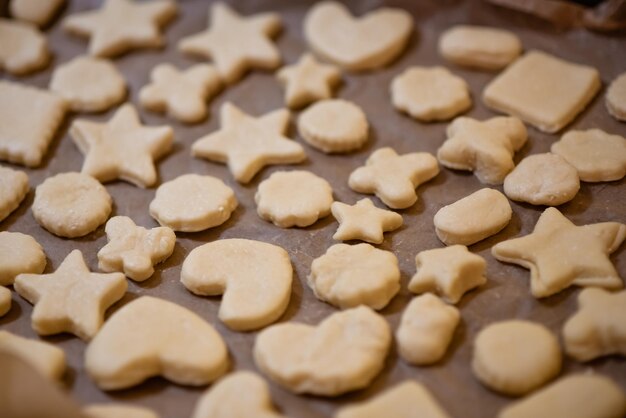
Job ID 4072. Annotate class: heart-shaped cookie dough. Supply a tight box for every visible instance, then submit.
[304,2,412,71]
[85,296,229,390]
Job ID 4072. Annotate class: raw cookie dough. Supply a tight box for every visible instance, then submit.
[551,129,626,182]
[482,50,601,133]
[62,0,177,58]
[331,198,403,244]
[0,18,50,74]
[192,102,306,183]
[396,294,460,366]
[50,56,127,112]
[83,404,159,418]
[438,25,522,70]
[349,147,439,209]
[181,239,292,331]
[178,2,281,84]
[97,216,176,282]
[277,53,341,109]
[254,306,391,396]
[492,207,626,298]
[304,1,412,71]
[472,320,562,396]
[563,288,626,361]
[308,243,400,310]
[14,249,127,341]
[409,245,487,304]
[437,116,527,185]
[0,231,46,286]
[297,99,369,153]
[434,188,512,246]
[32,172,112,238]
[10,0,65,27]
[391,66,472,122]
[504,153,580,206]
[149,174,238,232]
[255,170,333,228]
[0,286,10,317]
[606,72,626,121]
[85,296,229,390]
[0,330,66,380]
[0,166,29,222]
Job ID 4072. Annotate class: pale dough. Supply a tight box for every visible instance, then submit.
[277,53,341,109]
[254,305,391,396]
[606,72,626,121]
[83,404,159,418]
[331,198,403,244]
[472,320,561,396]
[0,286,10,317]
[10,0,65,27]
[0,18,50,74]
[181,239,292,331]
[0,231,46,286]
[255,170,333,228]
[85,296,229,390]
[0,330,66,380]
[0,165,29,222]
[308,243,400,310]
[149,174,238,232]
[434,188,512,246]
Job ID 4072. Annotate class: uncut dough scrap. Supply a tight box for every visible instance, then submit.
[0,166,29,223]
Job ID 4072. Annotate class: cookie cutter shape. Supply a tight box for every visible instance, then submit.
[0,18,50,74]
[0,166,29,223]
[0,286,10,317]
[0,231,46,286]
[437,116,527,185]
[277,53,341,109]
[492,207,626,298]
[331,198,402,244]
[304,1,412,71]
[181,239,292,331]
[0,330,66,380]
[606,72,626,122]
[349,147,439,209]
[85,296,229,390]
[254,306,391,396]
[83,404,158,418]
[10,0,65,27]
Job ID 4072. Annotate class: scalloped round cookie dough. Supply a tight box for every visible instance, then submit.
[0,165,29,222]
[504,153,580,206]
[0,231,46,286]
[297,99,368,153]
[308,243,400,310]
[255,170,333,228]
[32,172,112,238]
[0,286,10,317]
[0,330,66,380]
[50,56,126,113]
[149,174,238,232]
[391,66,472,122]
[606,72,626,121]
[472,320,562,396]
[0,18,50,75]
[551,129,626,182]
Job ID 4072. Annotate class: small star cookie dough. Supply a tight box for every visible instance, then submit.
[606,72,626,121]
[0,166,29,222]
[492,207,626,298]
[62,0,177,58]
[304,1,412,71]
[409,245,487,303]
[83,404,158,418]
[179,2,281,84]
[391,66,472,122]
[437,116,527,184]
[0,331,66,380]
[181,239,292,331]
[85,296,229,390]
[308,243,400,310]
[563,288,626,362]
[0,81,67,167]
[149,174,238,232]
[192,102,306,183]
[98,216,176,282]
[438,25,522,70]
[297,99,369,153]
[331,198,403,244]
[551,129,626,182]
[483,50,600,133]
[0,286,10,317]
[10,0,64,27]
[50,56,127,113]
[277,53,341,109]
[32,172,112,238]
[396,294,460,366]
[14,249,127,341]
[255,170,333,228]
[472,320,561,396]
[254,306,391,396]
[349,147,439,209]
[0,18,50,74]
[0,231,46,286]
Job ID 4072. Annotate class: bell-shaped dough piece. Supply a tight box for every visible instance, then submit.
[254,306,391,396]
[0,18,50,74]
[85,296,229,390]
[0,330,66,380]
[83,404,159,418]
[181,239,292,331]
[0,231,46,286]
[0,286,10,317]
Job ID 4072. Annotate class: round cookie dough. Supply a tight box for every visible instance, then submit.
[32,172,112,238]
[606,72,626,122]
[472,320,562,396]
[0,231,46,286]
[0,165,29,222]
[297,99,368,153]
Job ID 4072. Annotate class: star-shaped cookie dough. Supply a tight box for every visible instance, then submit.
[191,102,306,183]
[14,249,127,341]
[277,53,341,109]
[492,207,626,298]
[178,2,281,84]
[69,103,173,188]
[62,0,177,57]
[331,198,402,244]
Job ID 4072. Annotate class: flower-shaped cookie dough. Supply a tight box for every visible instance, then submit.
[331,198,402,244]
[277,53,341,109]
[0,166,29,222]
